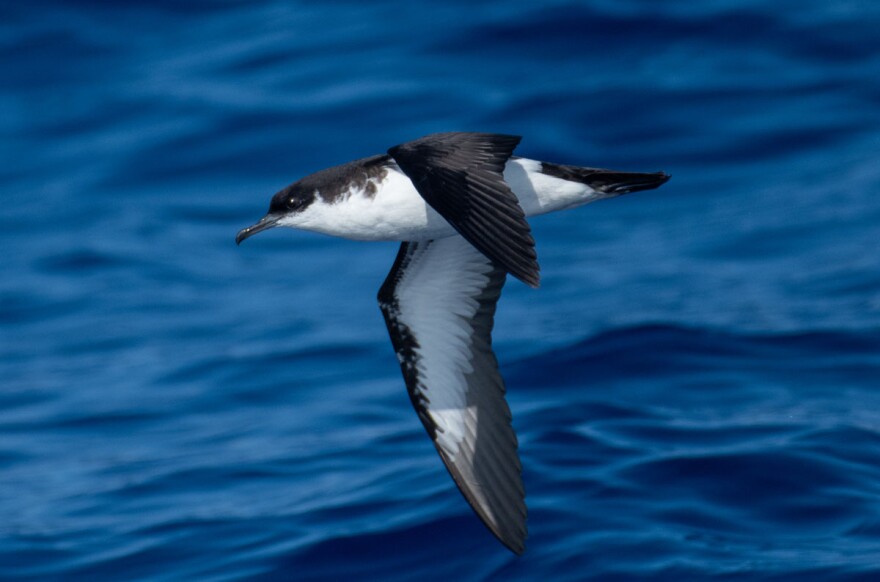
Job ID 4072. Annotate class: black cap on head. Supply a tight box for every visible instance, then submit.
[268,180,318,215]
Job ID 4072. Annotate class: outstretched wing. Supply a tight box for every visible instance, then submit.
[388,132,540,288]
[377,235,527,554]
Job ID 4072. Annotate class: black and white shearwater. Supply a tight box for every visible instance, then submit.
[236,132,670,554]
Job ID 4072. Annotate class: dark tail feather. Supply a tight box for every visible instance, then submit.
[540,162,670,194]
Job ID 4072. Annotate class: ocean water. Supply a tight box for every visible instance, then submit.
[3,1,880,579]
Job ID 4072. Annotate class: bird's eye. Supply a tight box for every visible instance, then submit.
[287,197,300,209]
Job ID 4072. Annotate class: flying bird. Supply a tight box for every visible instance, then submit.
[236,132,670,554]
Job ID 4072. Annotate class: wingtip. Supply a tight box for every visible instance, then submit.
[510,265,540,288]
[491,517,528,556]
[504,536,527,556]
[475,508,527,556]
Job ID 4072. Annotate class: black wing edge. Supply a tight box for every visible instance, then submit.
[377,242,433,434]
[388,132,540,288]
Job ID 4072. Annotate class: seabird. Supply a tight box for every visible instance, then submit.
[236,132,669,554]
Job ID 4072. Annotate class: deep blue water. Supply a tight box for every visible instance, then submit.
[3,1,880,579]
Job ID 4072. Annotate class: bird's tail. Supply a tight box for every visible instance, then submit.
[540,161,670,195]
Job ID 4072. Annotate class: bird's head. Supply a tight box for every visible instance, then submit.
[236,155,391,245]
[235,179,319,245]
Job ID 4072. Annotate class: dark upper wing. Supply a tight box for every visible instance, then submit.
[378,236,527,554]
[388,132,540,288]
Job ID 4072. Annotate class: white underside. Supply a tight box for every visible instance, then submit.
[390,236,492,457]
[277,158,609,241]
